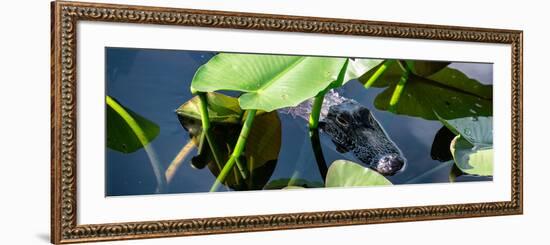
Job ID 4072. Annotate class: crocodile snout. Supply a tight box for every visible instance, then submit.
[375,153,405,176]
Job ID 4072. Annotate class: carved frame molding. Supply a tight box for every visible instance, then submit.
[51,1,523,243]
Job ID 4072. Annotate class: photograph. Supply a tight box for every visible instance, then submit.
[44,1,525,243]
[105,48,494,196]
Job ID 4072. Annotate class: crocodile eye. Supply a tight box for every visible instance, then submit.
[335,114,349,126]
[363,111,376,124]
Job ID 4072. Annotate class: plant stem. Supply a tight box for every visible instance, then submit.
[397,60,411,73]
[235,156,249,180]
[210,110,257,192]
[309,57,348,130]
[309,128,328,180]
[165,140,195,184]
[364,59,394,89]
[388,62,410,113]
[197,93,247,179]
[308,93,328,181]
[306,59,351,181]
[196,130,207,155]
[197,93,211,130]
[308,93,325,129]
[106,96,167,193]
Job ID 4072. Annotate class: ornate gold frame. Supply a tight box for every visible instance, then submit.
[51,1,523,243]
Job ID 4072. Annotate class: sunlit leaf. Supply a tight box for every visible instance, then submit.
[190,53,346,112]
[106,96,160,153]
[326,160,392,187]
[450,136,493,176]
[437,115,493,177]
[191,53,381,112]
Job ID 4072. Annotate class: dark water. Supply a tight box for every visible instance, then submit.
[105,47,493,196]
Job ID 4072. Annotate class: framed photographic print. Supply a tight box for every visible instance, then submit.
[51,0,523,243]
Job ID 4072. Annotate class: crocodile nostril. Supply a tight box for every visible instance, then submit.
[376,154,405,176]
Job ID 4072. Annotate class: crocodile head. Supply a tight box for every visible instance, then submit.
[319,100,406,176]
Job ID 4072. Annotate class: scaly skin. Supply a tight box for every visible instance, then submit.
[280,90,406,176]
[319,99,406,176]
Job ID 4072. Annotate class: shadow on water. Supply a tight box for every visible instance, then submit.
[106,48,493,196]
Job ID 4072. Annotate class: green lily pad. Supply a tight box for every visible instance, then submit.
[450,136,493,176]
[176,92,281,190]
[190,53,346,112]
[359,61,492,120]
[106,96,160,153]
[326,160,392,187]
[438,115,493,177]
[190,54,381,112]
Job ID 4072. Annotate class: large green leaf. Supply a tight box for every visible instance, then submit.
[450,136,493,176]
[359,61,492,120]
[190,53,360,112]
[106,96,160,153]
[190,53,346,111]
[438,115,493,176]
[176,92,281,190]
[326,160,392,187]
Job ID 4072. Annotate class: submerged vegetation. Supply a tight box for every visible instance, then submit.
[106,52,493,194]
